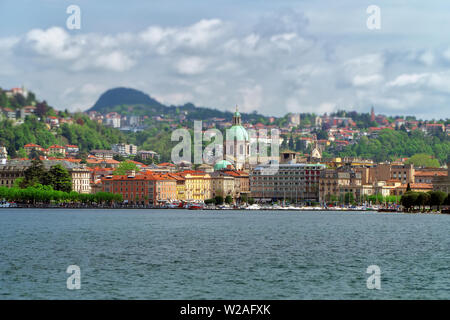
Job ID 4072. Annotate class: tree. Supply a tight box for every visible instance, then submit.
[317,129,328,140]
[113,161,140,175]
[401,191,419,212]
[225,195,233,205]
[214,195,224,205]
[416,192,430,211]
[35,101,50,117]
[240,194,248,204]
[113,154,126,162]
[428,191,446,211]
[405,153,440,168]
[22,159,46,188]
[44,164,72,192]
[29,148,44,160]
[344,192,355,205]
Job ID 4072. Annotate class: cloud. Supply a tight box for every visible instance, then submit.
[175,56,209,75]
[94,51,136,72]
[25,27,82,60]
[239,85,263,113]
[0,8,448,119]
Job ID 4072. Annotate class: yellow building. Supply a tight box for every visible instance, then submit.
[167,173,186,201]
[178,171,212,201]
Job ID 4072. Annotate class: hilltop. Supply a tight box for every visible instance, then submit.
[89,87,165,112]
[87,87,270,123]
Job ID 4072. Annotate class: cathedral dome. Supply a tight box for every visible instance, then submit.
[214,159,233,171]
[227,106,248,141]
[227,125,249,141]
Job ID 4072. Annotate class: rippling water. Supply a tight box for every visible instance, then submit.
[0,209,448,299]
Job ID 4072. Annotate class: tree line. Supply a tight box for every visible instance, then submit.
[0,185,122,205]
[400,190,449,212]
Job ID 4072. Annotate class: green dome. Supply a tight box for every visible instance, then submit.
[214,160,233,171]
[234,111,241,117]
[227,125,249,141]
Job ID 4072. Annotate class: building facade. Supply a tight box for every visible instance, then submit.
[250,163,326,202]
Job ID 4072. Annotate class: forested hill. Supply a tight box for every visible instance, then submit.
[90,87,165,112]
[0,88,126,158]
[87,87,269,123]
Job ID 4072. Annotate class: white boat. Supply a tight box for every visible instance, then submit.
[246,204,261,210]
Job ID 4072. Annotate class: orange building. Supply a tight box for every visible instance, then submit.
[101,172,176,205]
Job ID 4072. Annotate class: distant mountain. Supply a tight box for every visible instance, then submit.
[87,87,269,123]
[89,87,165,112]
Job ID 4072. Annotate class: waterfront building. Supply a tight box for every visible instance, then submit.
[177,170,212,201]
[414,169,447,184]
[433,163,450,193]
[369,163,415,184]
[0,160,91,193]
[393,182,433,196]
[250,163,325,203]
[101,173,177,205]
[70,167,91,194]
[166,173,186,201]
[222,169,250,201]
[318,167,362,202]
[210,171,235,200]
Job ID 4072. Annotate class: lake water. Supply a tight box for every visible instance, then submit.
[0,209,448,299]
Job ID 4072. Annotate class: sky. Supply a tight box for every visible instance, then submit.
[1,0,450,119]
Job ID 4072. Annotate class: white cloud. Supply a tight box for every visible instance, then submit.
[175,56,209,75]
[25,27,82,60]
[239,85,262,113]
[0,10,448,119]
[387,73,428,87]
[352,74,383,87]
[94,51,136,72]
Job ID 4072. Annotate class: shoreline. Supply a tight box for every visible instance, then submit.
[1,205,447,214]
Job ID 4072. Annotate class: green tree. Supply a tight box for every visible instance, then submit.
[416,192,430,211]
[428,191,446,211]
[113,161,140,175]
[214,195,224,205]
[401,191,419,212]
[405,153,440,168]
[44,164,72,192]
[225,195,233,204]
[22,159,46,188]
[344,192,355,205]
